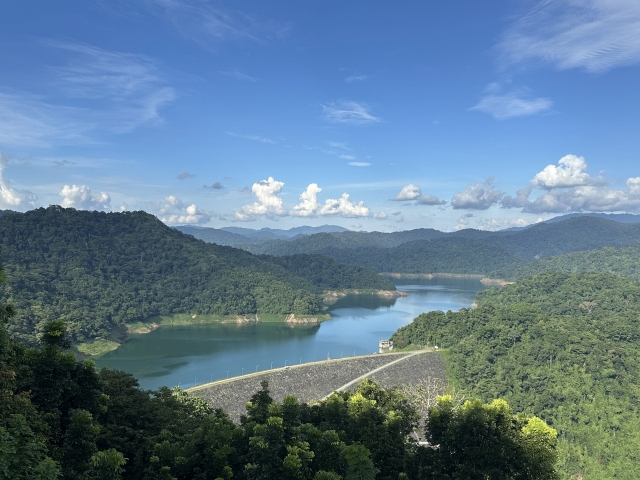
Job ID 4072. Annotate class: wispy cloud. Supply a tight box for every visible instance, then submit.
[348,162,371,167]
[112,0,289,50]
[340,154,356,161]
[321,100,381,125]
[500,0,640,73]
[345,74,370,83]
[0,92,92,148]
[470,84,552,120]
[49,41,176,133]
[225,131,277,144]
[221,69,258,82]
[328,141,351,150]
[0,42,176,148]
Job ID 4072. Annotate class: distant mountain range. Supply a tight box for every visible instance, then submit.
[182,216,640,276]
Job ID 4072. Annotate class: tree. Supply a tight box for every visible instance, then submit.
[425,396,559,480]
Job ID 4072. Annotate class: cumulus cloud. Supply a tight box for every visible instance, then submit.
[177,171,196,180]
[322,100,381,125]
[502,154,640,213]
[451,178,503,210]
[520,182,640,214]
[157,195,210,224]
[500,0,640,73]
[59,184,111,210]
[162,203,210,224]
[470,84,552,119]
[319,193,371,217]
[291,183,322,217]
[0,152,38,210]
[416,194,446,206]
[235,177,286,220]
[392,211,404,222]
[391,184,446,205]
[204,182,224,189]
[531,154,597,189]
[392,184,422,201]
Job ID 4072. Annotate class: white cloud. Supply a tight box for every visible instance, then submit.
[476,217,537,231]
[235,177,286,220]
[318,194,371,217]
[162,203,211,224]
[502,155,640,213]
[291,183,322,217]
[159,195,184,214]
[500,0,640,73]
[322,100,381,125]
[451,178,503,210]
[59,184,111,211]
[226,131,277,144]
[0,152,38,210]
[531,154,596,189]
[519,182,640,214]
[470,84,552,119]
[392,184,445,204]
[292,185,374,218]
[373,212,387,219]
[348,162,371,167]
[340,154,356,161]
[157,194,210,224]
[392,184,421,201]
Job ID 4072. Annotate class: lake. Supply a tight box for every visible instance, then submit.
[95,277,487,390]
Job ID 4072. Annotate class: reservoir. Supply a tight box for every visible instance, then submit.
[95,277,487,390]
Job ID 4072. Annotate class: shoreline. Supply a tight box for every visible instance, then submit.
[75,288,404,357]
[381,272,511,286]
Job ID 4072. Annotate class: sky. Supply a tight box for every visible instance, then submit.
[1,0,640,232]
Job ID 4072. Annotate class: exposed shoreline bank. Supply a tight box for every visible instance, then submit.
[382,272,512,286]
[75,288,404,357]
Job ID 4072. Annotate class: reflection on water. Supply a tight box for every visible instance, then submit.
[96,277,487,390]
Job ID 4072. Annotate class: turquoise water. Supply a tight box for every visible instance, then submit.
[95,277,486,390]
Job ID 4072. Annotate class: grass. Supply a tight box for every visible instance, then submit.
[75,338,121,356]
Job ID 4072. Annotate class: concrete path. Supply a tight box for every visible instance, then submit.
[321,350,425,399]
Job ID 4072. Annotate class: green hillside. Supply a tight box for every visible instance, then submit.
[491,243,640,281]
[391,272,640,478]
[198,217,640,275]
[323,238,526,274]
[0,207,394,345]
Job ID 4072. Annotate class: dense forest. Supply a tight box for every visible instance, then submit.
[391,272,640,479]
[491,243,640,282]
[0,311,558,479]
[184,217,640,275]
[0,207,394,345]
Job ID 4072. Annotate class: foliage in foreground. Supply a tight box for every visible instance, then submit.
[1,317,557,479]
[391,272,640,479]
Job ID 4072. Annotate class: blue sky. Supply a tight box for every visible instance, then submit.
[1,0,640,231]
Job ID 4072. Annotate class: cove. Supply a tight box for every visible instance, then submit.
[95,277,487,390]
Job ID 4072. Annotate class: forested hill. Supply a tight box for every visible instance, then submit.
[391,272,640,478]
[0,207,394,345]
[204,216,640,275]
[491,243,640,282]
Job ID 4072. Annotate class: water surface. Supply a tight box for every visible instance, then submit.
[96,277,486,390]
